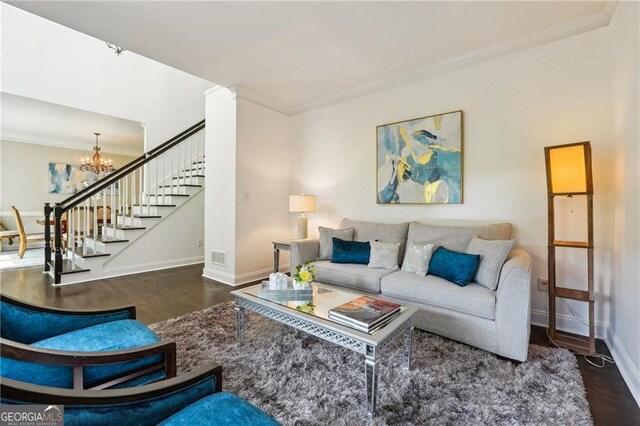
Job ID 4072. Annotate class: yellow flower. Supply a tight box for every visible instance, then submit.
[299,270,313,282]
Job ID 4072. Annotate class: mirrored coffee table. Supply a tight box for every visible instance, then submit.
[232,281,416,419]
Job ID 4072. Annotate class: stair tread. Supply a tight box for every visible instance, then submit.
[48,260,89,275]
[70,247,110,258]
[183,168,205,172]
[159,184,202,188]
[132,204,177,207]
[172,175,205,179]
[133,215,162,218]
[147,193,189,197]
[104,224,147,230]
[91,235,130,243]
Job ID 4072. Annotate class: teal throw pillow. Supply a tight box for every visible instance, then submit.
[428,246,480,286]
[331,238,370,265]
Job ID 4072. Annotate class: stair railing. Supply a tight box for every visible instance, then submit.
[44,120,205,284]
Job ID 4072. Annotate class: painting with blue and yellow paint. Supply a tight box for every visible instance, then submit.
[48,163,100,194]
[377,110,463,204]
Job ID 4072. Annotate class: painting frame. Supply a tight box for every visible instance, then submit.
[376,110,463,205]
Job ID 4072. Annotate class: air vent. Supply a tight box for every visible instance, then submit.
[211,250,226,266]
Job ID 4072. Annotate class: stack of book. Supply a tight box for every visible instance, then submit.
[328,296,401,333]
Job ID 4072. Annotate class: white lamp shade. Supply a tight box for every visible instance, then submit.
[289,195,317,213]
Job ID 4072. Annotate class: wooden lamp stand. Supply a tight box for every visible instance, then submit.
[544,141,595,355]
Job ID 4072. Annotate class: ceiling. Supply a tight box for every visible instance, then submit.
[0,93,144,156]
[9,1,611,113]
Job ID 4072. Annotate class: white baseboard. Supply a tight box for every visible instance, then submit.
[530,308,608,339]
[102,256,204,279]
[202,266,290,286]
[605,326,640,407]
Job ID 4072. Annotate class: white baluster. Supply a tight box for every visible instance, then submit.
[145,164,150,216]
[110,183,115,239]
[170,146,175,195]
[102,189,107,237]
[124,175,128,226]
[83,200,89,255]
[189,136,194,185]
[162,153,166,205]
[131,170,135,221]
[67,208,73,263]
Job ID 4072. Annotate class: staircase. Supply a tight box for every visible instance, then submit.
[44,121,205,285]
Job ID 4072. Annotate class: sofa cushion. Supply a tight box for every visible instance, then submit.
[331,238,370,264]
[381,271,496,320]
[314,261,394,293]
[318,226,354,260]
[340,219,409,262]
[407,222,512,253]
[159,392,279,426]
[1,319,163,388]
[428,247,480,286]
[467,236,515,290]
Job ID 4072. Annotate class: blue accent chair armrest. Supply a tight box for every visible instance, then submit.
[1,364,281,426]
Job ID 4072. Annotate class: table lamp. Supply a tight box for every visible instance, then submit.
[289,194,317,239]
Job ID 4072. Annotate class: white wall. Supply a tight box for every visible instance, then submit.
[0,3,213,150]
[203,87,238,282]
[203,88,293,285]
[235,98,292,278]
[104,190,205,275]
[291,29,614,332]
[610,1,640,405]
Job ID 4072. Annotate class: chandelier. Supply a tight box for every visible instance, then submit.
[78,133,114,174]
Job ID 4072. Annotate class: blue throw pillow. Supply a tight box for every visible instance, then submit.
[428,246,480,286]
[331,238,371,265]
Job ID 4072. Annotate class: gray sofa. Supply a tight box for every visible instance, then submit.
[291,219,532,362]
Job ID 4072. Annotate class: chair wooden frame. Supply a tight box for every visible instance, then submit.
[1,294,177,390]
[1,364,222,407]
[11,206,46,258]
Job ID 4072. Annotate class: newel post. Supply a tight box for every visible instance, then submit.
[53,204,64,284]
[44,203,52,272]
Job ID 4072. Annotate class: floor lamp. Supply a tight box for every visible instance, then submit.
[289,195,317,239]
[544,141,595,355]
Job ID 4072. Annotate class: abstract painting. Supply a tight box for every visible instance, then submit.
[377,110,463,204]
[48,163,100,194]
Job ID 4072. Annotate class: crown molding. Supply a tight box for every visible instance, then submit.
[233,86,292,116]
[0,136,141,157]
[287,10,611,115]
[602,1,618,20]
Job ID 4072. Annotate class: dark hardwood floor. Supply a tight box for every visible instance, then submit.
[1,264,638,425]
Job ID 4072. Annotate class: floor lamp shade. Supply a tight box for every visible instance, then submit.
[289,195,317,239]
[544,142,592,195]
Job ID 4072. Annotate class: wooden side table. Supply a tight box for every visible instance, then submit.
[271,239,294,273]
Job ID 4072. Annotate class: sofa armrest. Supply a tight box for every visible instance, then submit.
[495,248,532,362]
[290,239,320,267]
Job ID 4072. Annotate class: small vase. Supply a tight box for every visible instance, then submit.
[293,280,311,290]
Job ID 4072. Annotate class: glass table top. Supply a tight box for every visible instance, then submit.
[239,281,408,335]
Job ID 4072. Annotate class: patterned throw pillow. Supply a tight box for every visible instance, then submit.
[368,241,401,270]
[401,241,435,276]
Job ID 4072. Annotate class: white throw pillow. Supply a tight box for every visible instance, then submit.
[368,241,400,270]
[466,236,515,290]
[401,241,435,276]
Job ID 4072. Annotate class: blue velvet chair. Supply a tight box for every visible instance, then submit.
[1,294,176,390]
[1,364,280,426]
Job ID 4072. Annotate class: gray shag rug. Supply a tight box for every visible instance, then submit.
[150,302,592,425]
